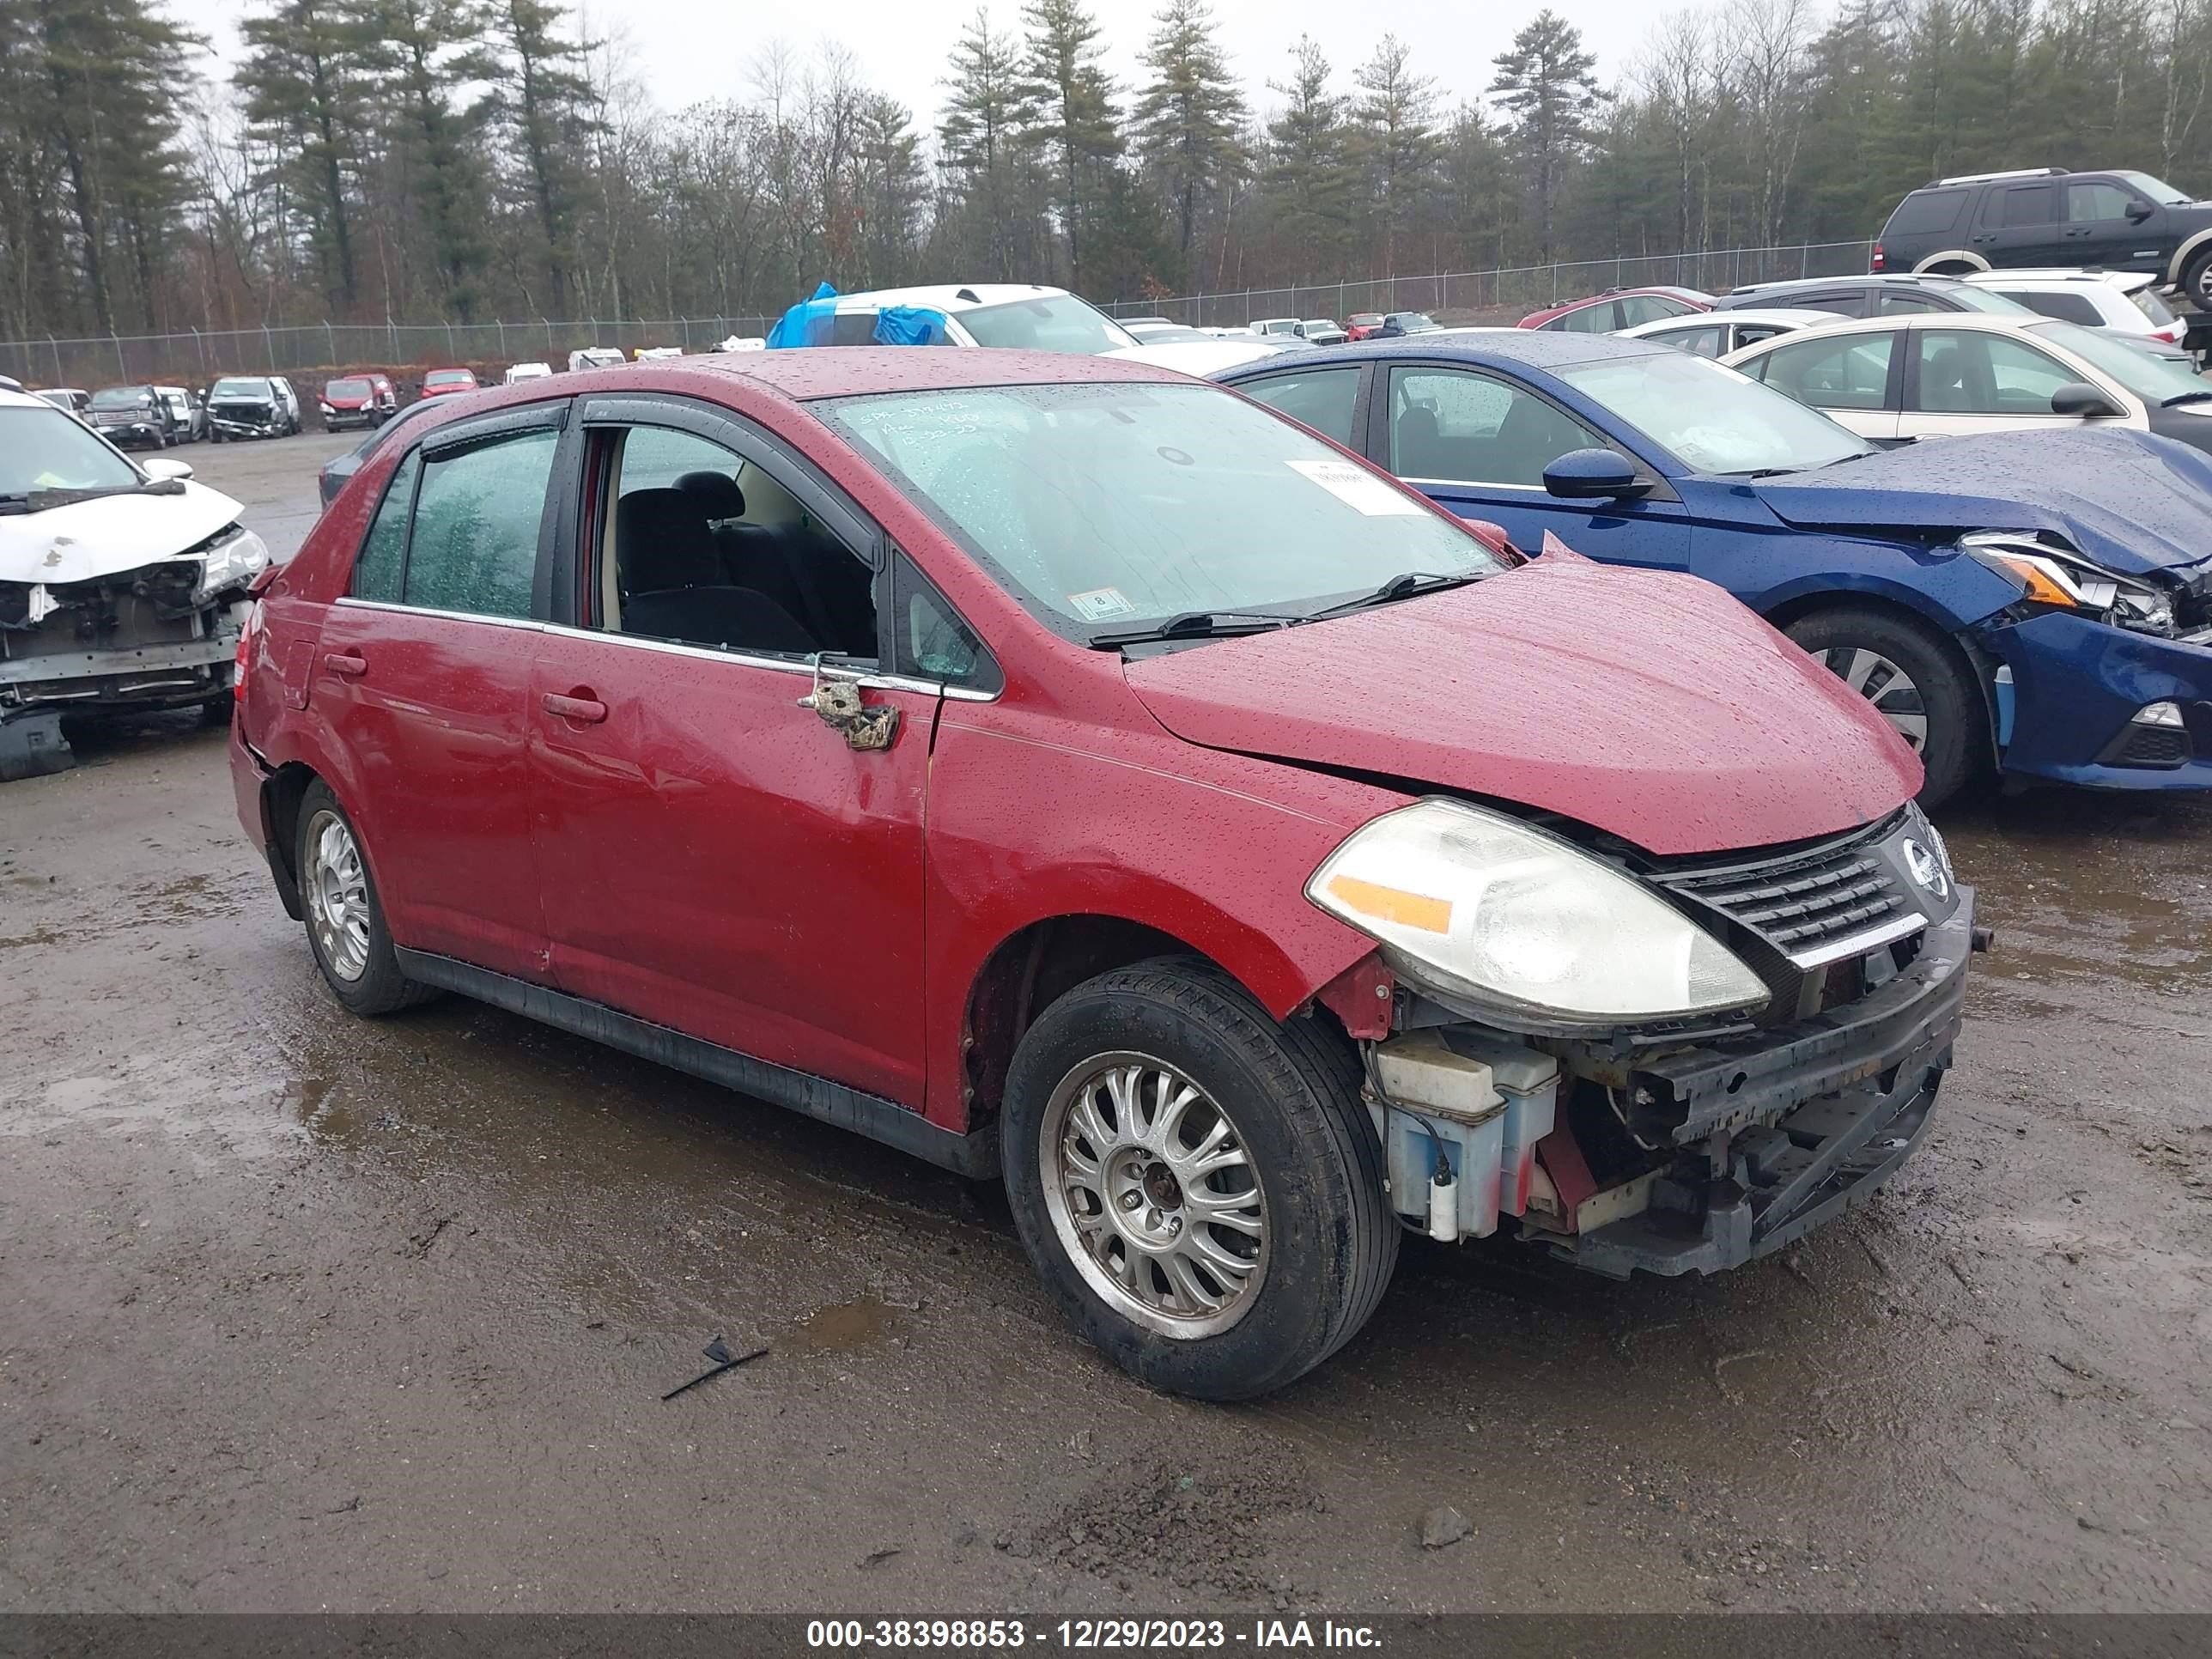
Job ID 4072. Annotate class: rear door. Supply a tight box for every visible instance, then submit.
[1735,328,1904,443]
[526,393,938,1107]
[1368,362,1691,569]
[311,402,566,977]
[1979,179,2069,266]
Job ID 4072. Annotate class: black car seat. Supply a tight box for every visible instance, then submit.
[1491,395,1582,485]
[1395,404,1445,476]
[1922,345,1968,411]
[672,469,864,651]
[616,487,813,653]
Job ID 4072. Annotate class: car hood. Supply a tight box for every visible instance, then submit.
[1121,557,1921,856]
[0,482,244,585]
[1751,428,2212,580]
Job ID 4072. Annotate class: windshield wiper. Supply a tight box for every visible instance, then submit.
[1088,611,1304,649]
[21,478,187,511]
[2163,390,2212,407]
[1305,570,1482,621]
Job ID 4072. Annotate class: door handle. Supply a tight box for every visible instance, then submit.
[322,652,367,678]
[541,691,608,725]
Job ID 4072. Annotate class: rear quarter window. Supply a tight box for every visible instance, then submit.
[351,452,419,602]
[400,430,560,618]
[1882,188,1967,237]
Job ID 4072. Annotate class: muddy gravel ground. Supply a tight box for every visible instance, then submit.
[3,433,2209,1616]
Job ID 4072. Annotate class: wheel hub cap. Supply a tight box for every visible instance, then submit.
[1822,646,1929,753]
[304,810,371,982]
[1040,1054,1267,1339]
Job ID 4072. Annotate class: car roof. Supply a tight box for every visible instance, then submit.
[1724,311,2069,348]
[0,386,50,410]
[823,283,1076,313]
[1966,268,2154,291]
[1733,273,1970,294]
[1221,331,1672,376]
[1622,307,1839,333]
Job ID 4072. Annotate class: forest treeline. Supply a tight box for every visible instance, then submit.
[4,0,2212,340]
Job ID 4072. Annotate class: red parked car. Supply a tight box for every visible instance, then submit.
[319,374,398,430]
[1518,285,1716,332]
[418,368,479,398]
[1344,311,1388,341]
[231,350,1972,1399]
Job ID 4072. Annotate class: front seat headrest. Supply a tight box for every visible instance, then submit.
[675,470,747,521]
[617,489,722,594]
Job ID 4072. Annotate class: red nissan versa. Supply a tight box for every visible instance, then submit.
[230,349,1979,1400]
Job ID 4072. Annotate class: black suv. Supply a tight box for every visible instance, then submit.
[1872,167,2212,305]
[1711,273,2027,317]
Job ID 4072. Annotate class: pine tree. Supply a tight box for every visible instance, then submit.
[365,0,498,319]
[1350,34,1442,276]
[1016,0,1122,287]
[1132,0,1244,278]
[1489,9,1605,262]
[236,0,372,309]
[1264,36,1353,277]
[492,0,597,313]
[938,9,1036,278]
[856,94,928,284]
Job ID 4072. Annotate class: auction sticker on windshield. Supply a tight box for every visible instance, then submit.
[1066,586,1139,622]
[1287,458,1425,515]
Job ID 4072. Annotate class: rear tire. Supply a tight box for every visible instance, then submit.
[2183,251,2212,313]
[1001,957,1396,1401]
[295,781,440,1016]
[1784,605,1982,809]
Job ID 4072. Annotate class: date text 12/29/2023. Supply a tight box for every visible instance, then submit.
[805,1620,1383,1650]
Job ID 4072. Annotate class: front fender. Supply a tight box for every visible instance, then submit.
[1722,535,2025,635]
[919,708,1404,1131]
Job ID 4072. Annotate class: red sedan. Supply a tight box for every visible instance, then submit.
[1518,285,1715,331]
[417,368,480,398]
[231,349,1953,1398]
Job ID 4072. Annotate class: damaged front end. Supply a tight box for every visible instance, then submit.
[0,523,270,713]
[1315,799,1981,1277]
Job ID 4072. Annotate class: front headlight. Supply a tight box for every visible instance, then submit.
[1964,532,2174,635]
[1306,799,1769,1030]
[319,402,335,415]
[194,525,271,601]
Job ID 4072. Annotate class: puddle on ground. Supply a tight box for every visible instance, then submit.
[783,1297,898,1355]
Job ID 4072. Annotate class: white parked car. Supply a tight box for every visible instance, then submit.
[1297,318,1349,345]
[504,362,553,384]
[1249,317,1303,338]
[1961,268,2191,357]
[567,347,628,373]
[633,345,684,362]
[803,283,1279,374]
[1722,310,2212,452]
[1616,307,1844,358]
[0,386,270,724]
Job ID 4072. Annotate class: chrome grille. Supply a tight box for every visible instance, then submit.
[1665,840,1911,965]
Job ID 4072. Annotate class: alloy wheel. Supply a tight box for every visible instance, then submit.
[1039,1052,1269,1339]
[303,809,372,982]
[1821,645,1929,752]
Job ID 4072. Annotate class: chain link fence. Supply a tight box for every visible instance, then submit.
[1098,241,1877,328]
[1,242,1876,389]
[0,314,781,392]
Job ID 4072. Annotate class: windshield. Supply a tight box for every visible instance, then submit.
[326,379,370,398]
[2114,170,2192,204]
[2130,285,2179,326]
[424,370,472,386]
[1389,314,1439,331]
[2,407,142,495]
[1557,350,1874,475]
[2027,319,2210,401]
[958,295,1138,355]
[90,386,151,409]
[211,378,269,398]
[816,381,1504,639]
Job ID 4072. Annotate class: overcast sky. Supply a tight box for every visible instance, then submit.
[193,0,1701,137]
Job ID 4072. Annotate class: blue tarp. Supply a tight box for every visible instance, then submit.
[765,282,839,349]
[765,283,950,349]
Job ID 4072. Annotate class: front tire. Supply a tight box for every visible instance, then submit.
[1002,958,1396,1401]
[1785,605,1982,808]
[295,781,439,1016]
[2183,250,2212,313]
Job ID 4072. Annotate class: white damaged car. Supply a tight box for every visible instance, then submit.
[1,386,271,721]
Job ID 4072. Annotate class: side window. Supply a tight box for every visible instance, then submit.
[1878,291,1945,314]
[1615,295,1691,327]
[351,450,418,601]
[1731,323,1791,350]
[1915,331,2078,414]
[1237,368,1363,448]
[2068,181,2136,222]
[598,422,878,660]
[1659,325,1727,357]
[830,311,882,346]
[2002,184,2056,226]
[1388,367,1606,487]
[2009,290,2102,325]
[1553,301,1618,333]
[1751,332,1897,410]
[1801,292,1868,318]
[402,429,558,618]
[891,552,1001,693]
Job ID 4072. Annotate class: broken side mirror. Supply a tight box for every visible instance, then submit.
[798,659,901,751]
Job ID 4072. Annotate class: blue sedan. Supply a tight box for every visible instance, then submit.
[1216,331,2212,805]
